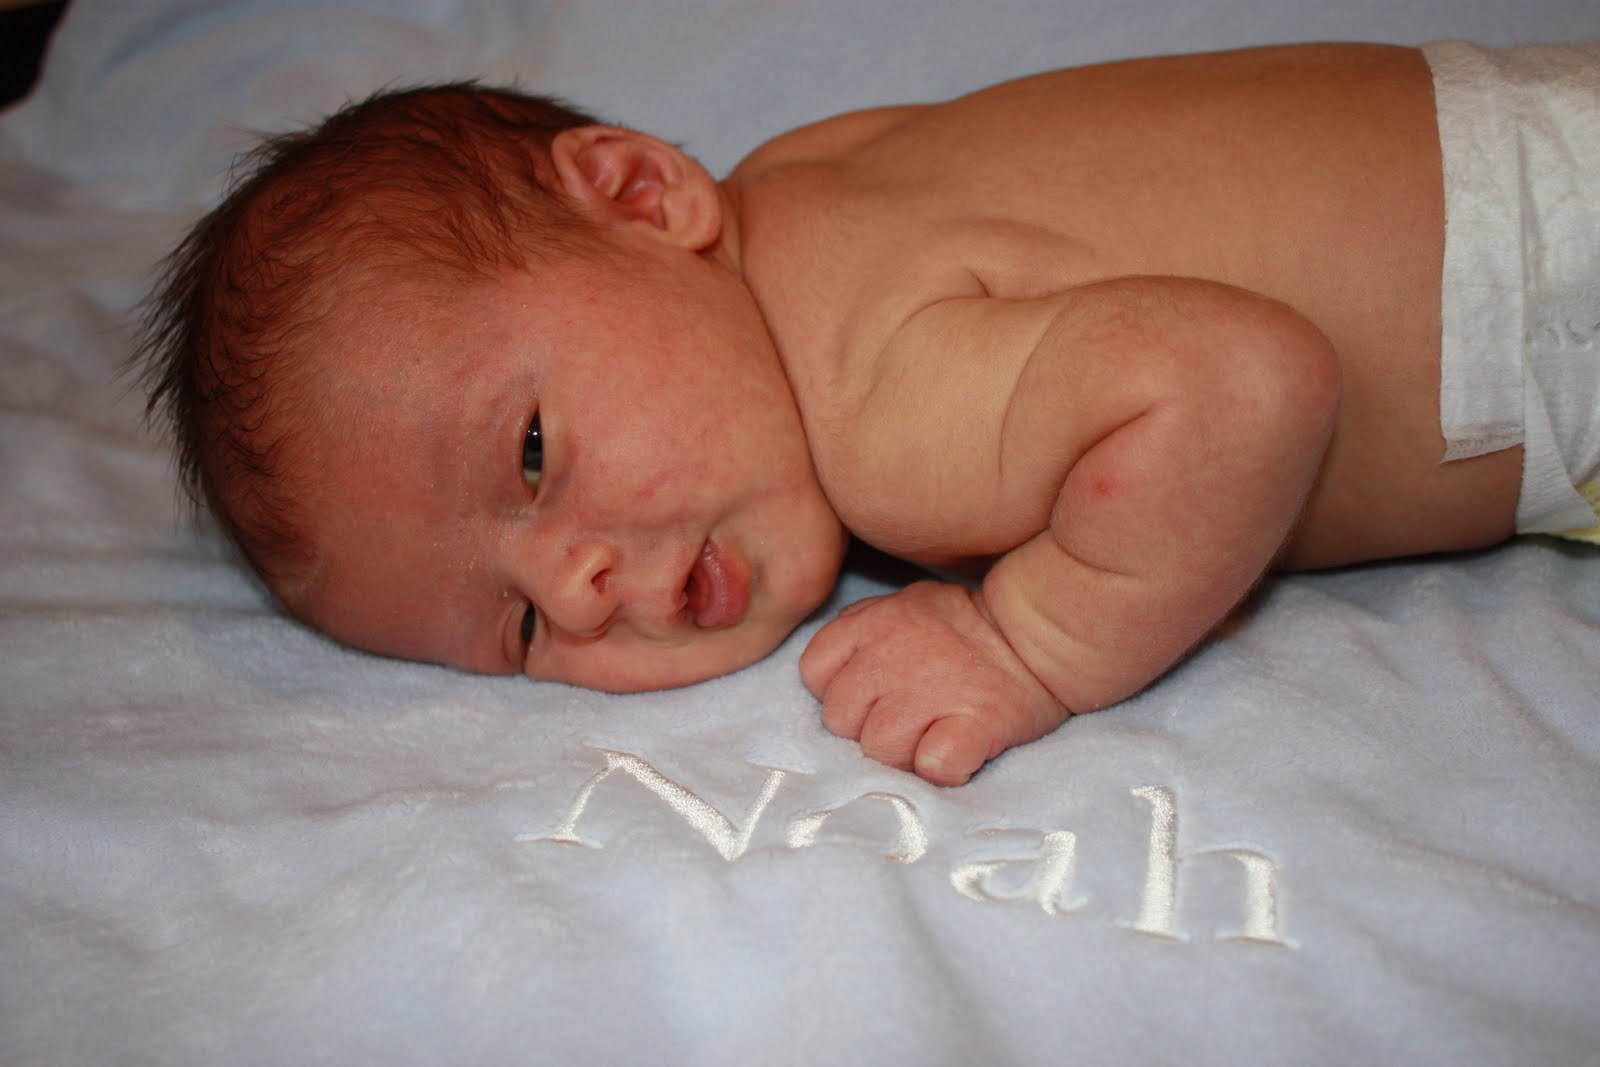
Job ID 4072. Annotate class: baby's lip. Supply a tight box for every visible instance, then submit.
[684,540,749,630]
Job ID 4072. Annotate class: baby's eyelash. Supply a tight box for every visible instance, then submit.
[515,407,541,658]
[522,412,543,489]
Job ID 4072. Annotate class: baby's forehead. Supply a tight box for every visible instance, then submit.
[296,282,524,436]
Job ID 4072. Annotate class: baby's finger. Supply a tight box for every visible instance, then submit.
[797,609,872,697]
[819,685,875,743]
[857,696,935,772]
[913,714,996,787]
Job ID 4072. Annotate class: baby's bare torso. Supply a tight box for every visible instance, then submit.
[728,43,1521,569]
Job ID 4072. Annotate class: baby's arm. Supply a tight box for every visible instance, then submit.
[801,277,1340,784]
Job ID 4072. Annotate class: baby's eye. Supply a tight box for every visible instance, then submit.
[522,412,543,489]
[520,603,537,646]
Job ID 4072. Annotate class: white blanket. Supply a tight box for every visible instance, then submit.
[4,3,1599,1064]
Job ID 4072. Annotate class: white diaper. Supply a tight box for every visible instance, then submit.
[1425,40,1600,537]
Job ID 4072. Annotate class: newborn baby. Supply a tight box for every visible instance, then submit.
[136,41,1600,783]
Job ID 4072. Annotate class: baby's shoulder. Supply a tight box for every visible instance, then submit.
[732,104,925,176]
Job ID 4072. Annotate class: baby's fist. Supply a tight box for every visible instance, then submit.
[799,581,1068,785]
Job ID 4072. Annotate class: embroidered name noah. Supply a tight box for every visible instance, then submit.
[518,748,1294,949]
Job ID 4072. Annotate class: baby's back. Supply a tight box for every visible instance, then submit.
[730,44,1515,565]
[736,43,1441,380]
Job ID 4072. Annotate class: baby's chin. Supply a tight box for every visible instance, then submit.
[550,639,793,697]
[544,625,798,694]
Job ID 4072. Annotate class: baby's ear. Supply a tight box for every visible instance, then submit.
[550,126,721,250]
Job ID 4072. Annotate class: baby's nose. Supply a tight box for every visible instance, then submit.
[540,539,620,639]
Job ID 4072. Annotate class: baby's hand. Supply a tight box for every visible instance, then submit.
[799,581,1070,786]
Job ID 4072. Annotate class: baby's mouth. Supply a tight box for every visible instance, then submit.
[684,541,749,630]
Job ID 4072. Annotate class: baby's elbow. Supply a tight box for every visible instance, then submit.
[1215,296,1342,449]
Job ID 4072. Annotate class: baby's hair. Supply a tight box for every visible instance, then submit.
[133,82,603,595]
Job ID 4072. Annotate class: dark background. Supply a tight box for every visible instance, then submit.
[1,0,68,109]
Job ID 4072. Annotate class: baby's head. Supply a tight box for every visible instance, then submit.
[137,83,847,691]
